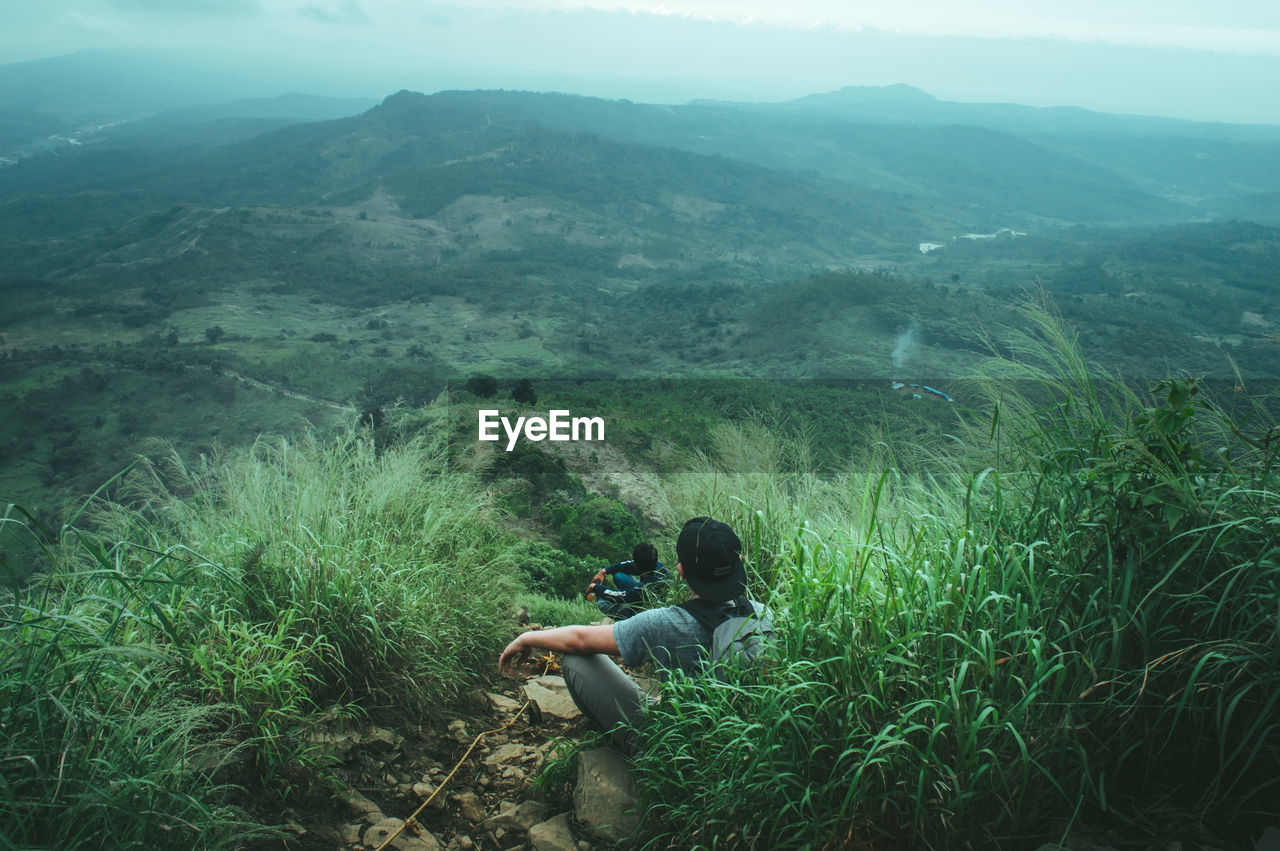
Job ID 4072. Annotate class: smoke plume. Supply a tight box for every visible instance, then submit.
[891,320,922,370]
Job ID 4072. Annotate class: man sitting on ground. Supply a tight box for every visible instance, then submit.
[498,517,766,755]
[586,542,669,620]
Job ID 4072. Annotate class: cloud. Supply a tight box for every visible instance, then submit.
[53,10,117,33]
[108,0,262,13]
[419,11,453,27]
[299,0,370,24]
[435,0,1280,55]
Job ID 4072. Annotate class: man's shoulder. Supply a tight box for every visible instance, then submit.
[612,604,705,667]
[616,603,697,632]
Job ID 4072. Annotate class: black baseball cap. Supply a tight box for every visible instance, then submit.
[676,517,745,603]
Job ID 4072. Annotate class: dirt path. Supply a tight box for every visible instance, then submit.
[270,661,591,850]
[553,441,669,527]
[222,369,358,413]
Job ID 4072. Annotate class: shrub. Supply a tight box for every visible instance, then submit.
[0,432,519,844]
[553,495,645,560]
[512,540,598,600]
[464,373,498,398]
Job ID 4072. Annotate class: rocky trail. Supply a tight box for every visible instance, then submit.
[258,641,642,851]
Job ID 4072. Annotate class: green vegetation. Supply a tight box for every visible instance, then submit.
[3,302,1277,847]
[3,83,1280,847]
[512,540,598,601]
[0,432,518,847]
[633,304,1279,848]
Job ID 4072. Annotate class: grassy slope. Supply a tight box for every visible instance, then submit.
[3,303,1278,847]
[2,87,1280,846]
[634,311,1280,848]
[1,431,522,847]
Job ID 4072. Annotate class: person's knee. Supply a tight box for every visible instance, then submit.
[561,652,612,687]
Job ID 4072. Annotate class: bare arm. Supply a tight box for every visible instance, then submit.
[498,624,619,673]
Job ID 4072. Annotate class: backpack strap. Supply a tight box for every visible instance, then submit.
[678,595,755,631]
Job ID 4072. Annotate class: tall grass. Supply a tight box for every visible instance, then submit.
[636,303,1280,848]
[1,431,518,847]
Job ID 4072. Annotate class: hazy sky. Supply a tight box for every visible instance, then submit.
[4,0,1280,123]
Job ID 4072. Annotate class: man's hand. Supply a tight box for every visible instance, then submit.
[498,624,620,675]
[498,633,531,673]
[593,568,607,585]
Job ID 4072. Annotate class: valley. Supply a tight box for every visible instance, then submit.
[1,62,1278,849]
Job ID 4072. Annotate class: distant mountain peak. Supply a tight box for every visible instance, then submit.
[795,84,938,105]
[380,89,430,109]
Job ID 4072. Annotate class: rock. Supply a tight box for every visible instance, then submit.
[343,789,382,816]
[447,719,469,743]
[1257,827,1280,851]
[392,832,441,851]
[363,817,440,850]
[483,743,528,766]
[631,673,662,698]
[451,790,486,823]
[412,782,445,807]
[314,726,405,761]
[310,729,360,761]
[340,822,364,845]
[528,813,577,851]
[573,748,640,843]
[364,726,405,752]
[310,825,342,845]
[522,675,581,720]
[401,831,440,850]
[482,800,549,833]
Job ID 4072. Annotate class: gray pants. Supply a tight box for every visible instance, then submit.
[560,654,646,756]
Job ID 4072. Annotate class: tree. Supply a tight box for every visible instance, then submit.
[205,325,226,344]
[512,378,537,405]
[465,374,498,398]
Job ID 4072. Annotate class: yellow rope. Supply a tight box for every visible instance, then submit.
[373,659,548,851]
[372,699,532,850]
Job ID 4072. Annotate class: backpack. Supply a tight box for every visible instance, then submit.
[679,596,776,679]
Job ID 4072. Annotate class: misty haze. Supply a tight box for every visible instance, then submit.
[2,4,1279,849]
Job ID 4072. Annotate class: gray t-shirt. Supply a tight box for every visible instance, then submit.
[612,600,768,678]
